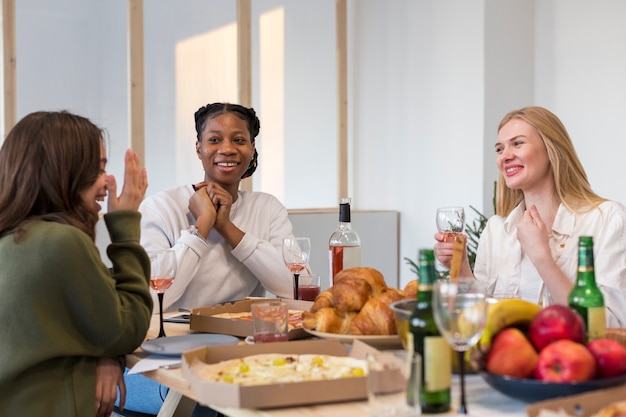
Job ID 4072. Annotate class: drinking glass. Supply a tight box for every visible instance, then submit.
[436,207,465,243]
[282,237,311,300]
[148,249,177,338]
[367,350,422,417]
[433,278,487,414]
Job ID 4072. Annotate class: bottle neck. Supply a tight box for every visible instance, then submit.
[418,266,437,299]
[576,246,597,287]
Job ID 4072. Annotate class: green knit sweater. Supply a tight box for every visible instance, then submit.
[0,211,153,417]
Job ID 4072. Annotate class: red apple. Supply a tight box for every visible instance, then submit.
[535,339,596,382]
[486,327,538,378]
[528,305,585,351]
[587,338,626,378]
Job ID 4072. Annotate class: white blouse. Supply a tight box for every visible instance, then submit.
[474,200,626,327]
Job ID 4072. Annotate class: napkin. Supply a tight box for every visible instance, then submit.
[128,354,182,374]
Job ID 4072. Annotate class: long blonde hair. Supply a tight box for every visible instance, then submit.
[495,106,605,217]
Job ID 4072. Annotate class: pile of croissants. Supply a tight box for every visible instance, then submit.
[302,267,417,336]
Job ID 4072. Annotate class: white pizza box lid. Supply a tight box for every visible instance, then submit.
[189,298,313,340]
[182,338,383,409]
[526,384,626,417]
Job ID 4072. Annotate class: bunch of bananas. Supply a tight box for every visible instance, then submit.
[470,298,542,370]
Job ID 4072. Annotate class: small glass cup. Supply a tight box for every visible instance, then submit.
[251,301,289,343]
[297,274,321,301]
[367,350,422,417]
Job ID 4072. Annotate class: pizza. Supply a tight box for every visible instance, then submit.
[196,353,367,386]
[590,402,626,417]
[211,310,304,330]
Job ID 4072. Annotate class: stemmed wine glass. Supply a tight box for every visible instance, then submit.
[148,249,177,338]
[436,206,465,243]
[433,277,488,414]
[282,237,311,300]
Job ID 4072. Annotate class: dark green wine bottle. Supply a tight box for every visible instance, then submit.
[568,236,606,341]
[408,249,451,413]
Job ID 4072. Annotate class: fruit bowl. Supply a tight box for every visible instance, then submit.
[480,371,626,403]
[389,299,415,349]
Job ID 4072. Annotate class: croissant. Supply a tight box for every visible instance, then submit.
[303,307,356,334]
[310,289,333,313]
[349,288,404,335]
[331,276,372,312]
[402,279,418,300]
[333,267,387,297]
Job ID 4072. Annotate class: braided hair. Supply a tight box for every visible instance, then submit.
[194,103,259,179]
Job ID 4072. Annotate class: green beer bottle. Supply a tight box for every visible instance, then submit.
[408,249,451,413]
[568,236,606,341]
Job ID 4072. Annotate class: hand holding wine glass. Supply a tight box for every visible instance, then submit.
[433,277,488,414]
[282,237,311,300]
[148,249,177,338]
[436,206,465,242]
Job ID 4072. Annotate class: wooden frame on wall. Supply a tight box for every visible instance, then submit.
[2,0,16,137]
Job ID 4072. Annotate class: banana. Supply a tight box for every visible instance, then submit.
[477,298,542,352]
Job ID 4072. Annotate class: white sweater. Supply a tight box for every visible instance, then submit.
[139,185,294,312]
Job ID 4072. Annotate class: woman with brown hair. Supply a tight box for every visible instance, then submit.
[0,111,152,416]
[434,106,626,326]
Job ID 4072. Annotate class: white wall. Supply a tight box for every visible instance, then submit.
[10,0,626,289]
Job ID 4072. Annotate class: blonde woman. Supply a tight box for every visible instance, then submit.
[435,106,626,326]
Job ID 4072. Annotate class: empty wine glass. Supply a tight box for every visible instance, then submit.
[433,278,487,414]
[436,206,465,243]
[282,237,311,300]
[148,249,177,338]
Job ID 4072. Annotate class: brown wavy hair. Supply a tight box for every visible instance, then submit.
[0,111,104,240]
[495,106,605,217]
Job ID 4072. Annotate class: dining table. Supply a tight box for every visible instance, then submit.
[127,313,532,417]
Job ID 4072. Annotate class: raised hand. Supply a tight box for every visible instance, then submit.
[107,149,148,212]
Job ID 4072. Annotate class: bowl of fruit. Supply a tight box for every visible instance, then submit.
[477,300,626,403]
[389,299,415,350]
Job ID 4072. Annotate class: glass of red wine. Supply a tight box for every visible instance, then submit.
[281,237,311,300]
[148,249,177,338]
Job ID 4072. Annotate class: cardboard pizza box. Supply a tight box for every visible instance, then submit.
[526,384,626,417]
[189,298,313,340]
[182,339,383,409]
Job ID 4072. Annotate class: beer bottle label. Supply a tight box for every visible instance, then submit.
[424,336,451,392]
[588,306,606,340]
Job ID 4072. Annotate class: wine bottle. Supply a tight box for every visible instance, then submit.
[328,197,361,284]
[408,249,451,413]
[568,236,606,341]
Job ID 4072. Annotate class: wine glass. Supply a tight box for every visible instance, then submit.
[148,249,177,338]
[282,237,311,300]
[436,206,465,242]
[433,277,488,414]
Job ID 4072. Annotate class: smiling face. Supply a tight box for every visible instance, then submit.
[495,118,554,194]
[196,112,255,193]
[79,141,108,212]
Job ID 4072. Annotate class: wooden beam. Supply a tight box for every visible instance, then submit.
[3,0,16,136]
[237,0,252,107]
[336,0,348,199]
[128,0,145,166]
[237,0,253,191]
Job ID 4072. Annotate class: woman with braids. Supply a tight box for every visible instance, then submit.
[140,102,293,311]
[0,111,152,417]
[434,106,626,326]
[120,103,294,416]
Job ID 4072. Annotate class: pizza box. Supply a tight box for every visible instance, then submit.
[189,298,313,340]
[182,338,385,409]
[526,383,626,417]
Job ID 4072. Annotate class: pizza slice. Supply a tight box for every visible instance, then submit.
[197,353,367,386]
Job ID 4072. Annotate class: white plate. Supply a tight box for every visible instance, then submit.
[141,334,239,356]
[304,329,402,349]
